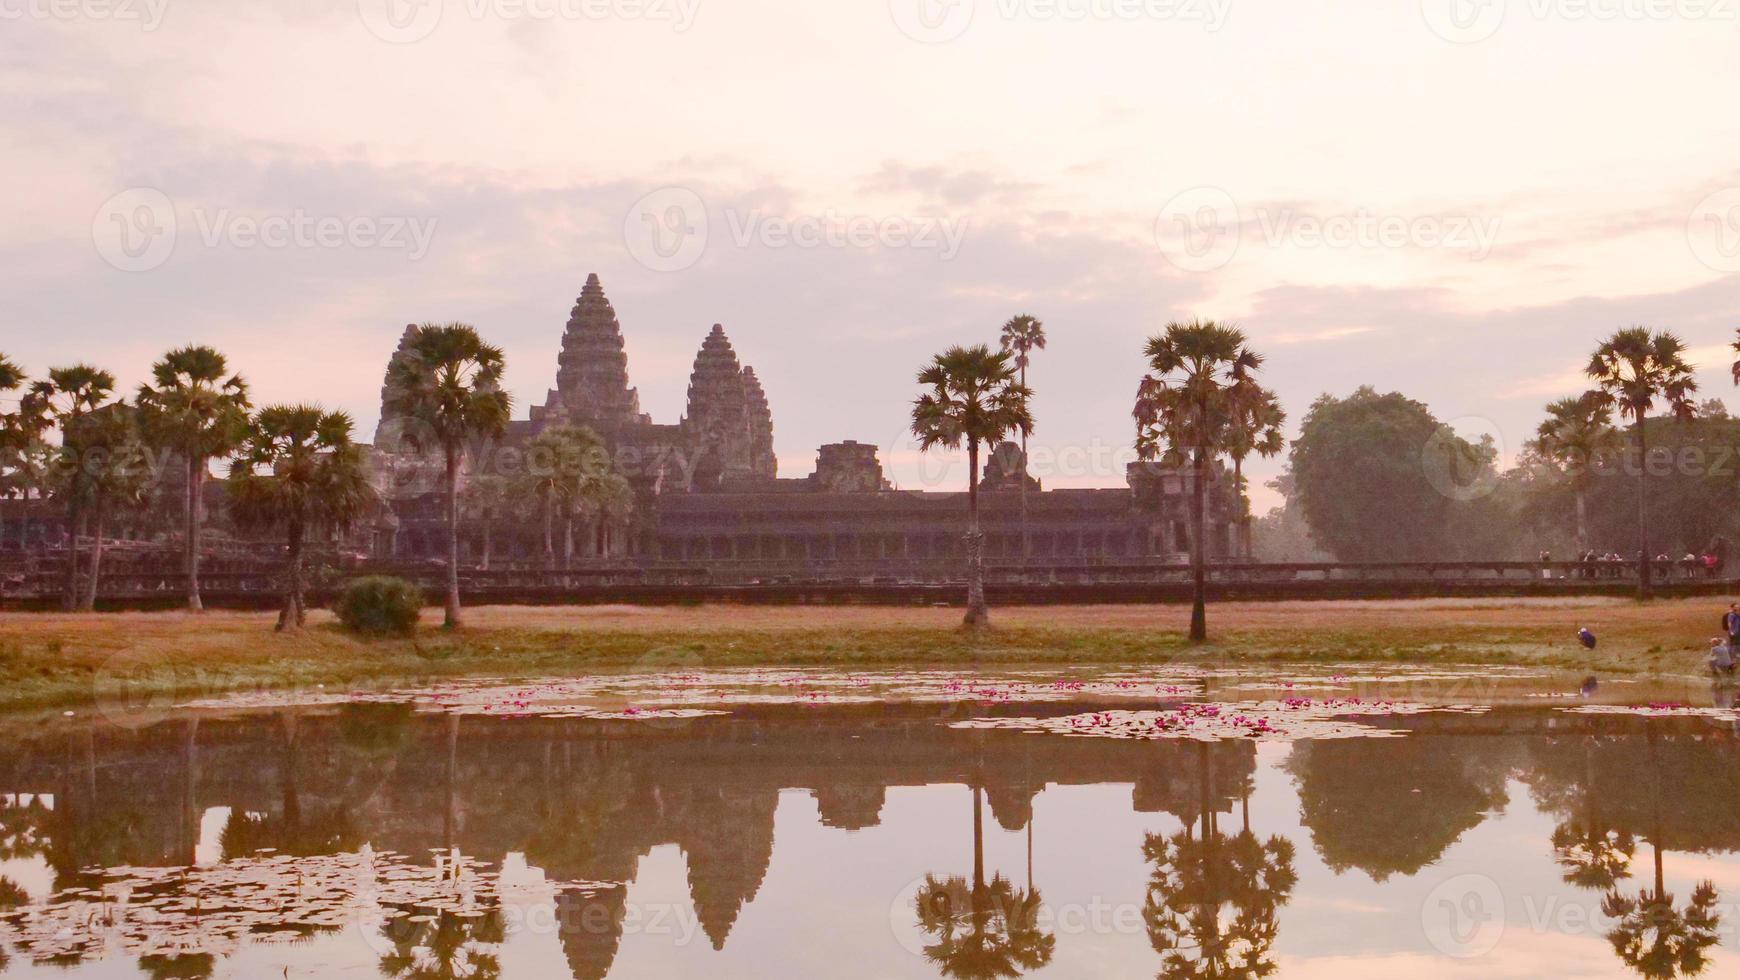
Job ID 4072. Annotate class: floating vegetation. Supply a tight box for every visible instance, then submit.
[951,699,1491,742]
[168,664,1555,720]
[0,846,502,968]
[1558,703,1740,720]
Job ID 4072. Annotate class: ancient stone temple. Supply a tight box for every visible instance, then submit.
[367,273,1239,574]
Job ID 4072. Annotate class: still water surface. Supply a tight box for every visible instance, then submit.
[0,667,1737,978]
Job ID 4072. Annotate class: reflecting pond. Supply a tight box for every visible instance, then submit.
[1,667,1738,978]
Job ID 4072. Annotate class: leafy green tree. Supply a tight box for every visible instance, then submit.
[1288,387,1488,562]
[1584,327,1698,598]
[383,324,511,628]
[61,401,152,610]
[911,344,1033,628]
[136,346,250,612]
[27,365,117,610]
[226,407,376,630]
[999,314,1046,557]
[1531,395,1619,553]
[1133,321,1274,642]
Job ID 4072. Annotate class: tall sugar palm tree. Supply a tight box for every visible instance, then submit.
[1532,393,1619,554]
[911,345,1034,628]
[458,472,516,571]
[61,401,151,611]
[1134,321,1268,642]
[383,324,511,628]
[28,365,117,610]
[227,406,376,631]
[137,346,251,613]
[0,355,26,551]
[1584,327,1698,599]
[1225,386,1286,560]
[999,315,1046,559]
[518,424,608,569]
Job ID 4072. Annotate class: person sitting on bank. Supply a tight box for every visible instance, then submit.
[1711,637,1737,676]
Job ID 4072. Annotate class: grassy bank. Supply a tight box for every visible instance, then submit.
[0,596,1727,713]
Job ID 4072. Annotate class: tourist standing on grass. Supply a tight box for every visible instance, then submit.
[1724,603,1740,649]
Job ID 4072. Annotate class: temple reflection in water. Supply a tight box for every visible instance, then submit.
[0,703,1736,978]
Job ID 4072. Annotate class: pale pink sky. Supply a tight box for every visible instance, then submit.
[5,0,1740,507]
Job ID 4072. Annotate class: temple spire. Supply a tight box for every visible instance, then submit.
[550,273,646,428]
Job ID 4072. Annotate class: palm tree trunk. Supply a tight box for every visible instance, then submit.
[443,446,462,628]
[1018,362,1030,561]
[1574,485,1589,554]
[62,504,82,612]
[81,499,108,612]
[480,519,492,571]
[1635,416,1652,600]
[1234,457,1250,559]
[563,513,574,571]
[186,455,204,612]
[964,438,988,627]
[972,782,985,890]
[1190,448,1208,643]
[542,491,555,569]
[277,518,304,632]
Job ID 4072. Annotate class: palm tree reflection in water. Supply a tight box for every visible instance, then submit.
[1143,744,1297,979]
[913,783,1056,978]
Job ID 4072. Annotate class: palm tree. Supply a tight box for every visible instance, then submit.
[911,345,1033,628]
[1532,394,1620,555]
[27,365,117,610]
[0,355,26,551]
[137,346,251,612]
[1225,386,1286,560]
[458,472,516,571]
[1134,322,1270,642]
[999,315,1046,558]
[581,471,635,559]
[60,401,151,611]
[226,406,376,630]
[518,424,608,569]
[1584,327,1698,599]
[383,324,511,628]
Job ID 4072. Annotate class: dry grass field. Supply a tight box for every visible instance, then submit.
[0,596,1726,712]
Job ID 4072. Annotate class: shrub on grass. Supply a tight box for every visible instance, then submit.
[335,577,423,637]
